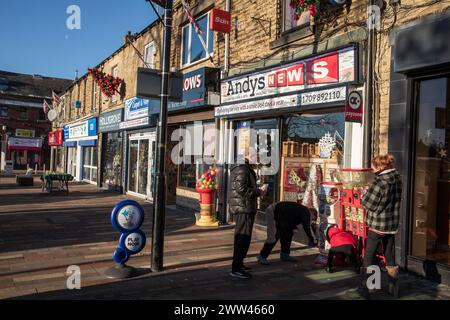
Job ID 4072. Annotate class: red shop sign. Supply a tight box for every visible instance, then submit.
[48,130,63,146]
[210,8,231,34]
[345,90,364,123]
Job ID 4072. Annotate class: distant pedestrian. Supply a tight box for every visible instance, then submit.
[256,201,318,265]
[324,224,360,273]
[347,154,402,299]
[228,152,267,279]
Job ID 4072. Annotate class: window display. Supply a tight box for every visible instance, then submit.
[281,112,345,205]
[102,132,123,191]
[179,122,216,189]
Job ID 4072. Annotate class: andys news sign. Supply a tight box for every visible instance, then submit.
[220,46,359,106]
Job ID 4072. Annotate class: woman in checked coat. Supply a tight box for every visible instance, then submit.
[348,154,402,299]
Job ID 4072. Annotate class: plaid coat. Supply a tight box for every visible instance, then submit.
[361,169,402,233]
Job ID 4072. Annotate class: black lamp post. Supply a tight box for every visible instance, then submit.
[151,0,173,272]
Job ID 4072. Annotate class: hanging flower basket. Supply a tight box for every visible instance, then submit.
[87,67,124,98]
[290,0,320,20]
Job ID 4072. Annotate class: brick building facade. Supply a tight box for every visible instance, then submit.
[0,71,71,171]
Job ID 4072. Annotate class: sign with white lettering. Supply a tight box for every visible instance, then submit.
[64,118,98,140]
[221,46,357,105]
[119,117,150,130]
[169,67,209,111]
[99,109,123,132]
[215,87,347,117]
[210,8,231,33]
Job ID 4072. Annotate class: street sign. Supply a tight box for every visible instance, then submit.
[210,8,231,34]
[119,230,147,255]
[136,68,183,101]
[345,90,363,123]
[111,200,145,233]
[110,199,146,266]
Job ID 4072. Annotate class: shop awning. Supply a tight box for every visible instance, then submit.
[7,137,42,151]
[78,139,97,147]
[63,141,77,147]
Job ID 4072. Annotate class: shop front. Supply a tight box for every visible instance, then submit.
[63,117,98,183]
[166,67,220,210]
[121,97,158,201]
[99,108,124,192]
[48,130,64,172]
[216,45,364,228]
[388,13,450,283]
[7,136,43,170]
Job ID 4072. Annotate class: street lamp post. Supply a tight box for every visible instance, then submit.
[151,0,173,272]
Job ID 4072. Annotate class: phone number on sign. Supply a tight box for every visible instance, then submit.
[300,88,346,106]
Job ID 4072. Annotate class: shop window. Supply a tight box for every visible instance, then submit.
[102,132,123,190]
[181,12,214,67]
[411,76,450,265]
[18,107,28,120]
[179,122,216,189]
[0,106,8,118]
[280,112,345,209]
[144,42,156,68]
[282,0,311,34]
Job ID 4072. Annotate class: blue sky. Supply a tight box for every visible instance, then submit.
[0,0,158,80]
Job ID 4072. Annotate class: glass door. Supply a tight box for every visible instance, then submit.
[127,132,156,200]
[411,76,450,266]
[147,136,156,201]
[138,139,149,195]
[128,140,139,193]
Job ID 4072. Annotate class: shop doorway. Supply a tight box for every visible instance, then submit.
[411,75,450,266]
[127,132,156,201]
[82,146,98,184]
[67,147,78,179]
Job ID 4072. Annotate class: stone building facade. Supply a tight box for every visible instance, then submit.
[53,0,450,282]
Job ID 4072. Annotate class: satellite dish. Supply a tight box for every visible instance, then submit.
[47,109,58,122]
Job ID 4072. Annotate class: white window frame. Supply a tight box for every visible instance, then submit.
[144,42,156,68]
[180,11,214,68]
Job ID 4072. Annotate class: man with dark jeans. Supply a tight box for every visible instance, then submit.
[228,156,267,279]
[257,202,317,265]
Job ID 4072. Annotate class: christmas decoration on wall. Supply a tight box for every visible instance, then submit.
[318,132,336,158]
[290,0,320,19]
[88,67,124,98]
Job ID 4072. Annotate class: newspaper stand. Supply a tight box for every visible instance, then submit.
[338,169,386,264]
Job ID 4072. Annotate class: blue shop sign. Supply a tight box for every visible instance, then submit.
[169,67,209,111]
[124,97,160,121]
[64,118,98,140]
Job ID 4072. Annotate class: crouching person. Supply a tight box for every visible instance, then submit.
[257,201,318,265]
[324,224,360,274]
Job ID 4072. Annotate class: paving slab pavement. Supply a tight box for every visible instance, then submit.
[0,176,448,300]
